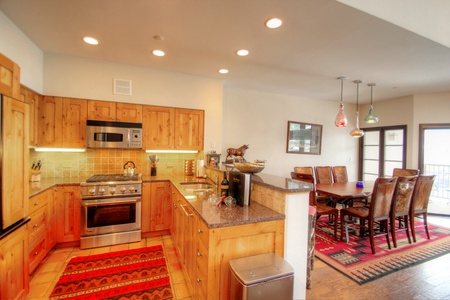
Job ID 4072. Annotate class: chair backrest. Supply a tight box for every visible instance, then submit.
[369,177,398,220]
[290,172,316,206]
[393,168,420,177]
[391,176,418,216]
[293,166,314,175]
[314,166,333,184]
[332,166,348,183]
[410,175,436,214]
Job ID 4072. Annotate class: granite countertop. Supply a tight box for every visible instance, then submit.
[28,172,304,229]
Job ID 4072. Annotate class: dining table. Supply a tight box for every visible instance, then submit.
[316,181,373,202]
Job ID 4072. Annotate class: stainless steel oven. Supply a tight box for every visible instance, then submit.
[80,174,142,249]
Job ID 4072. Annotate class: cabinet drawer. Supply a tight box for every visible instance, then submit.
[29,234,46,274]
[197,218,209,247]
[29,192,48,215]
[196,259,208,300]
[28,205,47,236]
[196,237,208,274]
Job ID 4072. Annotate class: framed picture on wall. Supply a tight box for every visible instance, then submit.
[286,121,322,155]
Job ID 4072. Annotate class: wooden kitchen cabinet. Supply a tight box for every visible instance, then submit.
[55,186,81,244]
[142,181,172,233]
[20,86,41,147]
[37,96,87,148]
[142,105,175,149]
[0,53,21,99]
[0,224,29,300]
[87,100,142,123]
[2,96,29,230]
[174,108,204,150]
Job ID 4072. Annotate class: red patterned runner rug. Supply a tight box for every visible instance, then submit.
[49,245,173,300]
[315,221,450,285]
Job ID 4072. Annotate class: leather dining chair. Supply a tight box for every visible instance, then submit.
[390,176,418,248]
[409,175,436,242]
[332,166,348,183]
[392,168,420,177]
[340,177,398,254]
[294,166,314,175]
[290,173,339,240]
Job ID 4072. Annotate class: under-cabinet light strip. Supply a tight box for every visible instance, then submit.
[34,147,86,153]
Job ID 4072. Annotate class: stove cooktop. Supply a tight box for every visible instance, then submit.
[85,174,140,183]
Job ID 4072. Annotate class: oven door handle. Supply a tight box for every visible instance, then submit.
[82,197,141,207]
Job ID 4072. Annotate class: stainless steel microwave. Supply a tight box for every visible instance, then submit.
[86,120,143,149]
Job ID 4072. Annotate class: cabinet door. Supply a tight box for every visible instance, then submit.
[2,97,29,229]
[116,103,142,123]
[20,86,41,147]
[55,186,81,243]
[45,188,56,251]
[62,98,87,147]
[141,182,151,233]
[171,187,183,260]
[150,181,172,231]
[87,100,116,121]
[142,106,175,149]
[0,53,20,99]
[37,96,63,147]
[175,108,204,150]
[0,224,29,300]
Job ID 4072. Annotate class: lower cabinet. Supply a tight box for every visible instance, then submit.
[142,181,172,233]
[170,184,285,300]
[0,224,29,300]
[55,186,81,244]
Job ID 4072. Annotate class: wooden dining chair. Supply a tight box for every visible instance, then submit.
[294,166,314,175]
[390,176,418,248]
[392,168,420,177]
[340,177,398,254]
[290,173,339,240]
[332,166,348,183]
[409,175,436,242]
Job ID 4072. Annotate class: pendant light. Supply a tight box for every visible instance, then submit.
[335,76,348,127]
[350,80,364,138]
[364,83,379,123]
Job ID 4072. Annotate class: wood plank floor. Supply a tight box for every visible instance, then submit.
[306,215,450,300]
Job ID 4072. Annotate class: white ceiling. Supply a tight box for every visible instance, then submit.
[1,0,450,104]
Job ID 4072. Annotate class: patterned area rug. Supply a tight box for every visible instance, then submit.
[49,245,173,300]
[315,220,450,285]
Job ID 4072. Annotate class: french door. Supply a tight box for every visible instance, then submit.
[359,125,406,181]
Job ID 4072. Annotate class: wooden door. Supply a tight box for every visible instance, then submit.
[62,98,87,147]
[175,108,204,150]
[0,224,29,300]
[20,86,41,147]
[142,105,175,149]
[55,186,81,243]
[116,103,142,123]
[150,181,172,231]
[87,100,116,121]
[141,182,151,233]
[37,96,63,147]
[2,97,29,229]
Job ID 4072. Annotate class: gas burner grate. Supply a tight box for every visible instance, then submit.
[86,174,140,182]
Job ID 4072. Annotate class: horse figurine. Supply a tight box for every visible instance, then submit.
[226,144,249,162]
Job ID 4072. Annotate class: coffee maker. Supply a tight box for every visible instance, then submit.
[229,171,252,206]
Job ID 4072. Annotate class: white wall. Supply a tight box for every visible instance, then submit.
[0,11,44,93]
[223,87,360,179]
[44,53,224,154]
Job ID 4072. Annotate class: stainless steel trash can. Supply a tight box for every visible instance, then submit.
[229,253,294,300]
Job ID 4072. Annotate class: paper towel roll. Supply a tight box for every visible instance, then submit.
[196,160,205,177]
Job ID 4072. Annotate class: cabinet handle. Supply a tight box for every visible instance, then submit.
[197,252,202,257]
[33,224,38,228]
[197,229,203,233]
[34,202,39,206]
[197,278,202,283]
[173,204,178,209]
[180,204,193,217]
[34,252,39,256]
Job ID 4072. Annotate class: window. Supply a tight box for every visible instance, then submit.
[359,125,406,180]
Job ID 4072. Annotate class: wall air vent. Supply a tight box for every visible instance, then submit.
[113,79,132,96]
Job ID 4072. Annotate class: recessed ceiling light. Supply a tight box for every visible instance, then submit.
[236,49,249,56]
[152,50,165,57]
[218,69,229,74]
[83,36,99,45]
[265,18,282,29]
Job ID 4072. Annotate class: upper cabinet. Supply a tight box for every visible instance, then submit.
[0,53,21,99]
[88,100,142,123]
[37,96,87,148]
[20,86,41,147]
[143,107,204,151]
[175,109,204,150]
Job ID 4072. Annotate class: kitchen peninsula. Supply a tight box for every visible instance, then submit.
[27,170,312,299]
